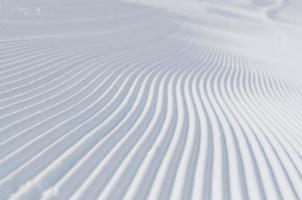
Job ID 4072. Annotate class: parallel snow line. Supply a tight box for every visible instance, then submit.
[226,54,298,199]
[0,31,180,107]
[1,1,302,199]
[89,36,202,198]
[122,41,213,200]
[13,31,193,200]
[0,31,182,153]
[7,39,185,199]
[0,30,186,200]
[239,60,302,198]
[0,50,126,126]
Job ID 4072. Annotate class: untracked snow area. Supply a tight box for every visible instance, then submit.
[0,0,302,199]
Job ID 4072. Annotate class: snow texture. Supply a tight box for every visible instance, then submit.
[0,0,302,199]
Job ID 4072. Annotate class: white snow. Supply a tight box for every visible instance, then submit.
[0,0,302,199]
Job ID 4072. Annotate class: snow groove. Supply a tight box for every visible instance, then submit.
[1,0,302,199]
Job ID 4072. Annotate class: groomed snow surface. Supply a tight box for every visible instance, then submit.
[0,0,302,199]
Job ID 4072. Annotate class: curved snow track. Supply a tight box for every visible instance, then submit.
[0,0,302,199]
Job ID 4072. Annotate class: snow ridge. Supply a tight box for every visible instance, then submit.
[0,0,302,199]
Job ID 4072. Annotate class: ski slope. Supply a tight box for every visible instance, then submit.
[0,0,302,199]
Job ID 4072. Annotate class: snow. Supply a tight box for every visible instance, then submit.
[0,0,302,199]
